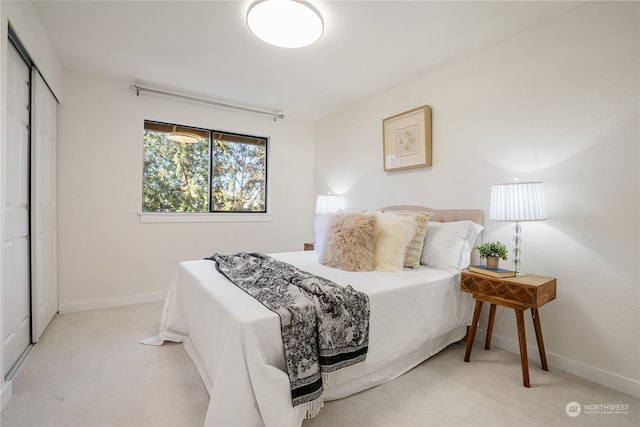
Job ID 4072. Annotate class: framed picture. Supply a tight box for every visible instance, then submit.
[382,105,432,172]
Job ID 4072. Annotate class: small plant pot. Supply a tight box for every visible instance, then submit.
[486,256,499,269]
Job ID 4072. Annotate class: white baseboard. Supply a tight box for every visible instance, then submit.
[1,380,12,411]
[58,291,166,314]
[473,329,640,398]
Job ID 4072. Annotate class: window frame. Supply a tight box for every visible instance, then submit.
[141,120,270,220]
[208,129,269,214]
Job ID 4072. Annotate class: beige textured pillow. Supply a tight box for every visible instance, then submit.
[319,213,376,271]
[373,212,417,272]
[397,211,433,268]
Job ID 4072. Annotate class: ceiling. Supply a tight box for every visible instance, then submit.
[31,0,580,120]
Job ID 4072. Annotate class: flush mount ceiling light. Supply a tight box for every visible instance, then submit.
[167,132,200,144]
[166,126,202,144]
[247,0,324,48]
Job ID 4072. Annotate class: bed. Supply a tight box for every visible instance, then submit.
[154,206,483,426]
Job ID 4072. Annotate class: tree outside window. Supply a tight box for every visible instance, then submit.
[143,121,267,213]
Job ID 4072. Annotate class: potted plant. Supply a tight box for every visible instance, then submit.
[475,241,508,269]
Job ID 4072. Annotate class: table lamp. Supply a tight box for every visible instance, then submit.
[489,181,547,276]
[315,194,342,215]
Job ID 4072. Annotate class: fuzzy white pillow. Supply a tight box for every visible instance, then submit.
[319,213,377,272]
[373,212,417,272]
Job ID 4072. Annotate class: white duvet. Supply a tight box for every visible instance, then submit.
[158,251,473,427]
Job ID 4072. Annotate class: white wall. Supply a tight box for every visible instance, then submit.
[0,0,63,410]
[1,1,63,99]
[315,2,639,397]
[57,70,316,311]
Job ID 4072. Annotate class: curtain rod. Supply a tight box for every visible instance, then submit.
[130,84,285,121]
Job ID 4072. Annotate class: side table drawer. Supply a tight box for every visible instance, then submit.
[461,273,556,308]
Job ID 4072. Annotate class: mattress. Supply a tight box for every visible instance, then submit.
[159,250,473,426]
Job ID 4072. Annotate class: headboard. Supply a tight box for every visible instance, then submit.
[382,205,483,225]
[382,205,484,266]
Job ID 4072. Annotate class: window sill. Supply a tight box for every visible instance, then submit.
[139,212,273,223]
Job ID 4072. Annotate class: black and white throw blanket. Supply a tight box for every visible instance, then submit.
[207,252,370,415]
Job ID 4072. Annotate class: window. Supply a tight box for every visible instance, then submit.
[143,121,267,213]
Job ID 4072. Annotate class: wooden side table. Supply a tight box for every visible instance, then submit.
[303,242,315,251]
[461,271,556,388]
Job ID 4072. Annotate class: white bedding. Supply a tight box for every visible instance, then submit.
[159,250,473,427]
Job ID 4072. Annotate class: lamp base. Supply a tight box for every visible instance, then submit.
[512,221,523,276]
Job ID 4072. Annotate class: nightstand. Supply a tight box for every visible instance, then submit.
[304,242,314,251]
[461,271,556,388]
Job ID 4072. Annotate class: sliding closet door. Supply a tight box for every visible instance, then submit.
[3,42,32,375]
[31,70,58,342]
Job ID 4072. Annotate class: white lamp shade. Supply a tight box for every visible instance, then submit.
[489,181,547,222]
[315,195,342,215]
[247,0,324,48]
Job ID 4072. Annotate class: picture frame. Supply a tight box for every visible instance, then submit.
[382,105,432,172]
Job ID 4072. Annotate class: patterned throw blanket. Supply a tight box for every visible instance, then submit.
[208,252,370,414]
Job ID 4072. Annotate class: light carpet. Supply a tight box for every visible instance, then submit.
[1,302,638,426]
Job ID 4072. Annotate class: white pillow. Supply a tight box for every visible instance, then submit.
[420,220,484,273]
[373,212,416,272]
[314,214,332,255]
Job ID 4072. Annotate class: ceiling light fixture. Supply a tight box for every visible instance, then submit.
[246,0,324,48]
[167,133,200,144]
[166,126,202,144]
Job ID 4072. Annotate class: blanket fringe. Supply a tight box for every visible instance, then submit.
[304,397,325,419]
[304,362,366,419]
[322,361,366,388]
